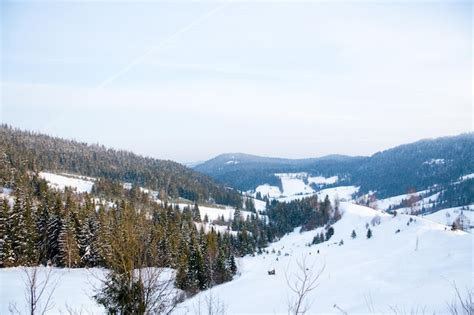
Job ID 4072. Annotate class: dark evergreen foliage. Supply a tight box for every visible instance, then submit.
[0,125,242,207]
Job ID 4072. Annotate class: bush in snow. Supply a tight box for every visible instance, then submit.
[325,226,335,241]
[371,215,381,226]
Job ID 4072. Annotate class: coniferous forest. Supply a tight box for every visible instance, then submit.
[0,125,337,303]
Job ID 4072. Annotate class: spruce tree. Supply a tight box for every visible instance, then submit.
[22,196,39,265]
[366,228,372,239]
[0,199,9,267]
[47,196,63,265]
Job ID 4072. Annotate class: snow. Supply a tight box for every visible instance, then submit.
[1,203,471,314]
[308,175,339,185]
[276,172,314,196]
[255,184,282,198]
[423,158,445,165]
[459,173,474,181]
[253,198,267,212]
[424,206,474,227]
[39,172,94,193]
[0,267,105,314]
[255,173,347,202]
[175,202,472,314]
[277,186,359,203]
[0,267,178,315]
[225,160,239,165]
[0,187,14,206]
[376,189,432,211]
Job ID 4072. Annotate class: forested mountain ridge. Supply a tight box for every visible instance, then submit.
[0,124,340,306]
[0,125,242,207]
[195,133,474,199]
[195,153,364,192]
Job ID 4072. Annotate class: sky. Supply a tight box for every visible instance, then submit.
[1,0,472,163]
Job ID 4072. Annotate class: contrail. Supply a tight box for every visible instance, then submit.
[97,1,231,89]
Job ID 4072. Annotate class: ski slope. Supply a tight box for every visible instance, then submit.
[175,202,472,314]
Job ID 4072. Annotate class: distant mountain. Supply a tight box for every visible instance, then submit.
[195,133,474,200]
[195,153,364,193]
[0,125,242,207]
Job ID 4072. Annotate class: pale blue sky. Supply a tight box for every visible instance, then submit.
[1,1,472,162]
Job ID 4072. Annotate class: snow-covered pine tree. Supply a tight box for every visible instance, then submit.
[22,195,39,265]
[47,196,63,265]
[59,211,80,268]
[0,199,9,267]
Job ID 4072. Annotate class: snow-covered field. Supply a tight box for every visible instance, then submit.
[0,267,105,314]
[255,184,282,199]
[308,175,338,185]
[374,189,442,212]
[1,203,471,314]
[174,203,260,223]
[39,172,95,193]
[277,186,359,203]
[0,267,178,315]
[275,173,315,196]
[424,206,474,227]
[254,173,342,200]
[175,203,472,314]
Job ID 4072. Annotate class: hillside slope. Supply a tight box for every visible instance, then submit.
[0,125,242,206]
[175,202,472,314]
[195,133,474,200]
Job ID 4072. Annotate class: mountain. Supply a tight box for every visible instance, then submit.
[0,125,242,207]
[195,153,365,193]
[195,133,474,200]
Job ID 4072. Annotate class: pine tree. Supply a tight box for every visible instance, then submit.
[192,203,201,222]
[366,228,372,239]
[325,226,335,241]
[78,213,102,267]
[351,230,357,239]
[22,196,39,265]
[232,208,242,231]
[59,212,80,268]
[0,199,9,267]
[36,196,51,265]
[175,238,190,290]
[9,194,25,265]
[47,196,63,265]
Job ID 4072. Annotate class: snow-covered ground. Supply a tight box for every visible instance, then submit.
[255,184,282,199]
[275,173,314,196]
[0,267,177,315]
[0,267,105,314]
[175,202,472,314]
[39,172,95,193]
[459,173,474,181]
[174,203,260,223]
[308,175,338,185]
[277,186,359,203]
[1,203,471,314]
[375,189,434,211]
[254,173,341,200]
[424,206,474,227]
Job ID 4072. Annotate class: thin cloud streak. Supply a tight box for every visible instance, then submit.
[96,1,232,89]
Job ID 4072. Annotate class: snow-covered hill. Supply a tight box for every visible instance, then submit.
[174,202,472,314]
[1,202,471,314]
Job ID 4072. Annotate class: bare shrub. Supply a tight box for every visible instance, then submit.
[286,255,325,315]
